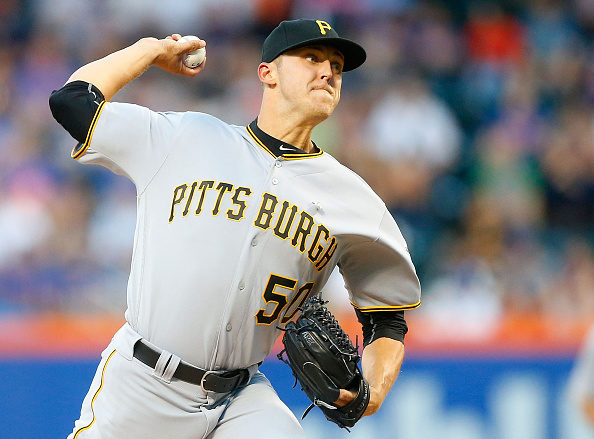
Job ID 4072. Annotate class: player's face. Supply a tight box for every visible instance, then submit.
[275,45,344,122]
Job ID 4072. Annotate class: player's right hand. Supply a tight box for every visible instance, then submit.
[152,35,207,77]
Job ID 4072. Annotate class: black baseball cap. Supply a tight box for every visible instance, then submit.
[261,19,366,72]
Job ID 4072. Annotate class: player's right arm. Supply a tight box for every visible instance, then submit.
[66,35,205,101]
[49,35,204,172]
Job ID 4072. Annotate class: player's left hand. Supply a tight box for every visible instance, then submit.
[278,294,370,429]
[335,387,379,417]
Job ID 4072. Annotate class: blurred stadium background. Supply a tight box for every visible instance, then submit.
[0,0,593,438]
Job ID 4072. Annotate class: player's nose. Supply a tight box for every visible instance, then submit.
[319,59,333,80]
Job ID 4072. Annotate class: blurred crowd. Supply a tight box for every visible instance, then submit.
[0,0,592,331]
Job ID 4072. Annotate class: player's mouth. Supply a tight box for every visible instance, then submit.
[311,85,334,96]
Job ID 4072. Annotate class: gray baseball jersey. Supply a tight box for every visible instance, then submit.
[76,101,420,372]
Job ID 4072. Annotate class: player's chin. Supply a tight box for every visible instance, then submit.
[310,98,338,119]
[309,107,334,124]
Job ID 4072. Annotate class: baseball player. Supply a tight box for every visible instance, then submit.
[49,19,421,438]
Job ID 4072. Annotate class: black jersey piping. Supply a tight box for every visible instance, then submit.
[246,119,324,160]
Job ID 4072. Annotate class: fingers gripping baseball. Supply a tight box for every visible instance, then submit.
[154,34,206,76]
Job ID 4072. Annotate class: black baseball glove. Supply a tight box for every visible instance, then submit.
[278,293,370,430]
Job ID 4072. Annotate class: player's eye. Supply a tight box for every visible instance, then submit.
[332,62,343,73]
[305,55,318,62]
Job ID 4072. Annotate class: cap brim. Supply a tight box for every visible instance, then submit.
[275,37,366,72]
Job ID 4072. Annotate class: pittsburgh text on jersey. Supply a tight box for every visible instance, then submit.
[169,180,337,272]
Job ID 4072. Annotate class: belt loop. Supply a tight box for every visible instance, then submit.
[163,354,181,383]
[153,350,180,383]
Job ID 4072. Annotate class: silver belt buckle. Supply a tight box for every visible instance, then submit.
[200,370,222,392]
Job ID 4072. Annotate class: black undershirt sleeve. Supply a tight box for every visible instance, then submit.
[355,309,408,347]
[49,80,105,143]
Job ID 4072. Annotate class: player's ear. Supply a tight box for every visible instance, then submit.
[258,62,277,86]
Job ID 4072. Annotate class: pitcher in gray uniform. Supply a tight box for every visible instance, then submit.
[49,19,421,439]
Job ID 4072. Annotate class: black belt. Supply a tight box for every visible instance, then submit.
[133,340,249,393]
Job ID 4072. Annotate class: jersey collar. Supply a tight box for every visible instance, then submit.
[247,119,321,158]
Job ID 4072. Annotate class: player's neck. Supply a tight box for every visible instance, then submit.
[257,110,317,153]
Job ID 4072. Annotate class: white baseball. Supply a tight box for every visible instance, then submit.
[178,35,206,68]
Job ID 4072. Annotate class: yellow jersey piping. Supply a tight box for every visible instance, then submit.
[351,300,421,312]
[73,349,116,438]
[245,125,324,160]
[246,124,276,158]
[71,100,106,160]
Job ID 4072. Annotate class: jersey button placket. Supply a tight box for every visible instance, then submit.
[271,158,282,185]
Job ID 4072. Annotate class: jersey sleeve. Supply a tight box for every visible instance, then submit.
[338,210,421,312]
[74,100,185,191]
[49,81,106,143]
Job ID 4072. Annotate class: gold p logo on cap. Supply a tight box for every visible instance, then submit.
[316,20,332,35]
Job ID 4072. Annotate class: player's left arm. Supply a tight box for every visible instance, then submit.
[333,211,420,416]
[360,337,404,416]
[334,309,407,416]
